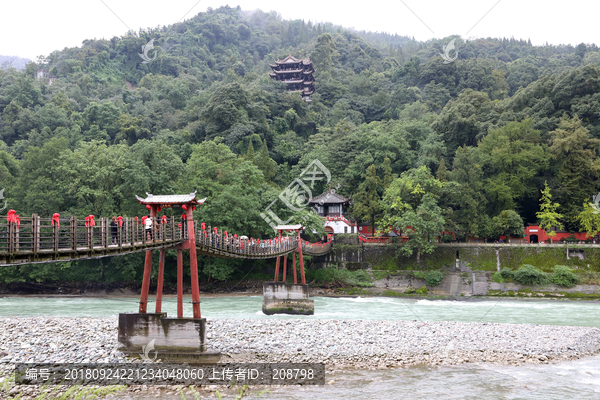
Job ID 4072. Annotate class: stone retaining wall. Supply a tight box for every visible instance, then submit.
[312,243,600,273]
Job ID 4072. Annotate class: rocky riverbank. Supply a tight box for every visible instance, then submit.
[1,317,600,398]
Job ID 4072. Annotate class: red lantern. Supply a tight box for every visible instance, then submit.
[192,206,196,211]
[157,207,162,213]
[201,222,205,230]
[142,216,147,223]
[51,213,60,227]
[182,204,187,210]
[146,205,151,211]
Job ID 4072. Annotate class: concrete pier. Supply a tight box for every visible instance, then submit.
[117,313,220,363]
[262,282,314,315]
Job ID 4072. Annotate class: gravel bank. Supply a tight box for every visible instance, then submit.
[1,317,599,368]
[1,317,600,397]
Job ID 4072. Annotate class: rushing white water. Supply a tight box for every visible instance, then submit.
[0,296,599,328]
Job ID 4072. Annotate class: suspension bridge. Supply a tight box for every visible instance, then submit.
[0,192,332,317]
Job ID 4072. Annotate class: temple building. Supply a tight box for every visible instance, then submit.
[269,55,315,102]
[308,188,356,234]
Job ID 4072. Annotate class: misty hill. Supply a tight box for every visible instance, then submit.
[0,55,30,70]
[0,5,599,285]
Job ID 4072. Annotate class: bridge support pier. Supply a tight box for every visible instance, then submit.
[262,282,314,315]
[120,194,218,363]
[177,248,183,318]
[118,313,220,364]
[139,249,153,313]
[274,256,281,281]
[155,249,165,313]
[292,252,297,284]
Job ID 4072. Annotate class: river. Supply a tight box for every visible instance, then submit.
[2,295,599,399]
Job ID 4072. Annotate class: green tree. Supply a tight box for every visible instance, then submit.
[449,146,490,238]
[492,210,524,239]
[577,202,600,238]
[478,118,548,214]
[352,164,382,235]
[256,139,277,182]
[311,33,336,71]
[244,139,255,162]
[379,166,447,261]
[550,115,600,230]
[383,157,393,188]
[536,181,563,242]
[436,158,447,182]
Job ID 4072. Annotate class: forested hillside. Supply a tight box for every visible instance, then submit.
[1,5,600,284]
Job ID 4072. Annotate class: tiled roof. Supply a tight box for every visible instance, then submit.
[309,189,351,204]
[275,55,313,64]
[274,224,303,231]
[136,192,206,205]
[273,69,303,73]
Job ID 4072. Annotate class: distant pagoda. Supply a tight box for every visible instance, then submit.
[269,55,315,102]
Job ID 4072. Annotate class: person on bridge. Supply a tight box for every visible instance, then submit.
[145,216,153,240]
[181,213,187,238]
[110,217,118,244]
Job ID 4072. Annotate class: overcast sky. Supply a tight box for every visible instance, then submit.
[2,1,598,60]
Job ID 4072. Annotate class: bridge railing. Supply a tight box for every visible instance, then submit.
[0,215,184,255]
[302,240,333,255]
[195,224,298,257]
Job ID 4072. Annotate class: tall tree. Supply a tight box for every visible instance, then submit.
[478,118,548,215]
[311,33,336,71]
[352,165,382,235]
[244,139,255,162]
[383,157,393,188]
[550,115,600,230]
[256,139,277,182]
[379,166,447,261]
[536,181,563,243]
[577,202,600,238]
[492,210,524,239]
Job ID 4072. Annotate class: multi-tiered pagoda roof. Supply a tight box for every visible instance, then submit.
[269,55,315,102]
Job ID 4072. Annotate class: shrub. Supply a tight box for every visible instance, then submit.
[494,267,514,282]
[550,265,579,288]
[413,270,445,287]
[424,271,444,287]
[492,272,504,283]
[565,234,578,243]
[512,264,548,285]
[498,267,513,280]
[309,267,372,287]
[415,286,428,294]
